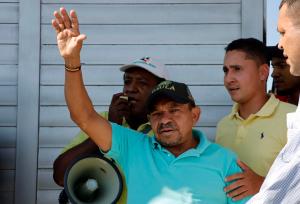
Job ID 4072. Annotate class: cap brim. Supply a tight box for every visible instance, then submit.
[119,64,141,72]
[147,90,192,112]
[120,64,165,79]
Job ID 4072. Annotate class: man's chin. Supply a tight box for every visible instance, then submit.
[157,140,179,147]
[289,63,300,76]
[290,67,300,76]
[156,135,180,146]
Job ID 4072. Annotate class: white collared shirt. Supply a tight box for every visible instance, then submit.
[247,96,300,204]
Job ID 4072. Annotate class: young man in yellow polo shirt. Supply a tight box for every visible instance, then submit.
[215,38,296,201]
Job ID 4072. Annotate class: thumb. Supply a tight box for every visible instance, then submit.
[237,159,249,171]
[76,34,87,43]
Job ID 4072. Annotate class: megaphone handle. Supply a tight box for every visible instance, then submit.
[98,152,117,165]
[58,189,69,204]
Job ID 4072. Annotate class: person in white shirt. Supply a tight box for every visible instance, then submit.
[247,0,300,203]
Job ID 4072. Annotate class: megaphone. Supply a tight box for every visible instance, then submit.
[64,154,123,204]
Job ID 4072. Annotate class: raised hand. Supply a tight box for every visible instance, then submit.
[51,7,86,61]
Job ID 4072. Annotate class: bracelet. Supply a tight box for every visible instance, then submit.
[65,64,81,72]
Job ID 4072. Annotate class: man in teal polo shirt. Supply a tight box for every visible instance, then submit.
[53,56,166,203]
[104,80,250,203]
[52,8,250,203]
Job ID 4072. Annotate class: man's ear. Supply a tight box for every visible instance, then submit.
[259,64,270,81]
[192,106,201,125]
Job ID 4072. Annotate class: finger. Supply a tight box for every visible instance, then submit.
[53,10,65,30]
[70,10,80,33]
[224,180,244,192]
[110,93,126,108]
[60,7,71,29]
[76,34,87,44]
[51,19,61,33]
[111,93,124,101]
[115,100,130,110]
[225,172,244,182]
[231,189,250,201]
[237,160,249,171]
[228,187,248,199]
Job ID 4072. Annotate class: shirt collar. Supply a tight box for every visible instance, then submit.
[151,129,211,156]
[229,94,279,119]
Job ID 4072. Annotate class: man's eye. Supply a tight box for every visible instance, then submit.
[170,108,180,113]
[138,80,148,85]
[279,31,285,36]
[151,112,161,117]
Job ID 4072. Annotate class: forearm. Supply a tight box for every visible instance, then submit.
[64,57,112,151]
[53,138,99,186]
[64,58,95,127]
[53,7,112,152]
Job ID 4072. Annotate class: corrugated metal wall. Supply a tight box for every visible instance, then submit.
[0,0,264,203]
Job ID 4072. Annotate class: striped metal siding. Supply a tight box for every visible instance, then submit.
[0,1,18,203]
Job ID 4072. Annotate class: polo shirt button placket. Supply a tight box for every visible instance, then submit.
[236,125,246,145]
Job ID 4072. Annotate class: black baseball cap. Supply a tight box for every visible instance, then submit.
[147,80,195,112]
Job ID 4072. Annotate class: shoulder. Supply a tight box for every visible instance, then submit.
[216,114,234,139]
[111,122,144,135]
[198,130,236,162]
[277,100,297,113]
[205,142,240,175]
[111,122,147,143]
[208,143,236,157]
[269,94,296,113]
[217,114,232,127]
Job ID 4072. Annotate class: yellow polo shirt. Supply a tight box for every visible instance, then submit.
[216,94,296,177]
[62,111,153,153]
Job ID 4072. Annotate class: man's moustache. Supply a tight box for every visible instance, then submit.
[158,123,176,133]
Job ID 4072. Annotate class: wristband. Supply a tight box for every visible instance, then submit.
[65,64,81,72]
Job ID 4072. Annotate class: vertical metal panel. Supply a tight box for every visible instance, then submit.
[0,2,18,203]
[241,0,264,40]
[15,0,40,203]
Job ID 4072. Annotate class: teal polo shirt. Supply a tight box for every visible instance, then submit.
[106,123,250,204]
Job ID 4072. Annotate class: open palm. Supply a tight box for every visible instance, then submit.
[52,8,86,59]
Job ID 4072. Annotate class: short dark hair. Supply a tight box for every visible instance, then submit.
[267,46,284,61]
[280,0,300,21]
[280,0,300,9]
[225,38,269,66]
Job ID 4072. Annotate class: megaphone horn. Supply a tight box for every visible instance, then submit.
[64,154,123,204]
